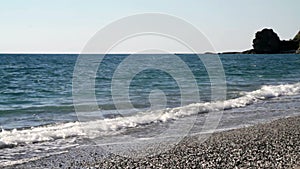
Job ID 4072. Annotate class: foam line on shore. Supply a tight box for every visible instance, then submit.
[1,82,300,147]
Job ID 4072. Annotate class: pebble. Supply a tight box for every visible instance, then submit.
[5,116,300,169]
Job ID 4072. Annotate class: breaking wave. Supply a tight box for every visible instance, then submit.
[1,82,300,148]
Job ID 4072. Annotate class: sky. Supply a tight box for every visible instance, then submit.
[0,0,299,53]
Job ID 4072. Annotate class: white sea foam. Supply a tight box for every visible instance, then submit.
[1,82,300,147]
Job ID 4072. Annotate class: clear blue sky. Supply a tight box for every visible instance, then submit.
[0,0,299,53]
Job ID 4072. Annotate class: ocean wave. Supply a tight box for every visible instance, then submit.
[1,82,300,148]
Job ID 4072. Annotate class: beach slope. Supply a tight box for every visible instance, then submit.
[8,115,300,169]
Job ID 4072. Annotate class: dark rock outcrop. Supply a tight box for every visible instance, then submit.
[280,31,300,53]
[248,29,300,54]
[252,29,281,53]
[220,29,300,54]
[279,40,299,53]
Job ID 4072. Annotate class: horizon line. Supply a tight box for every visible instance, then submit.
[0,52,219,55]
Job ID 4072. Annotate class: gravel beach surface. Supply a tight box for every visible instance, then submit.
[6,116,300,169]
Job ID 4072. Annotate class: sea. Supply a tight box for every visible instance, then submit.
[0,54,300,166]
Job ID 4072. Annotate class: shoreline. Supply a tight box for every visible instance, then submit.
[7,115,300,169]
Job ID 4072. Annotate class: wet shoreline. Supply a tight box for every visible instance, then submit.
[7,115,300,169]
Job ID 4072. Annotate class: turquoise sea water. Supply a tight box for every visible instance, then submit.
[1,54,300,166]
[1,54,300,129]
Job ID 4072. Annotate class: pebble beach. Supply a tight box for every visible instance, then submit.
[7,115,300,169]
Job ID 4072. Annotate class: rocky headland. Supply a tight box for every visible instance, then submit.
[221,29,300,54]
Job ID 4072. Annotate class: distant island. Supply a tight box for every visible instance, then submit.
[214,28,300,54]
